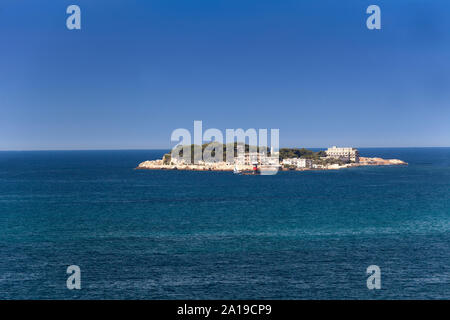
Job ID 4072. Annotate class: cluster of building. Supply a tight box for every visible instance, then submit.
[282,158,313,168]
[169,146,359,170]
[281,146,360,169]
[138,146,408,172]
[171,145,279,168]
[234,152,279,166]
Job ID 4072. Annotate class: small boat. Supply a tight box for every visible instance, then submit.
[259,164,280,175]
[233,164,241,174]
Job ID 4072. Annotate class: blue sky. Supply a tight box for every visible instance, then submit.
[1,0,449,150]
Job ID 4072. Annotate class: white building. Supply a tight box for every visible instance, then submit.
[234,150,279,167]
[325,146,360,163]
[282,158,313,168]
[234,152,258,166]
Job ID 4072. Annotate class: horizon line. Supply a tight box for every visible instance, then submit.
[1,146,450,152]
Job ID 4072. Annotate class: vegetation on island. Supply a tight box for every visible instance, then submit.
[162,144,352,166]
[279,148,352,165]
[163,142,270,164]
[279,148,326,160]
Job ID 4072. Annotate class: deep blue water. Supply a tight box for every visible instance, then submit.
[0,148,449,299]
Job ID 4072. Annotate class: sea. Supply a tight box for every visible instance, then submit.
[0,148,449,299]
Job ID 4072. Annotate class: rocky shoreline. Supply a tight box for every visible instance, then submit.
[136,157,407,172]
[136,159,246,171]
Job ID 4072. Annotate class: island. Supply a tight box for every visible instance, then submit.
[136,144,407,173]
